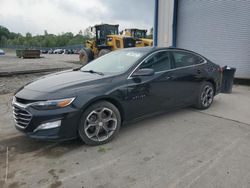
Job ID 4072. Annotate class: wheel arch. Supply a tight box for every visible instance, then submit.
[205,79,216,93]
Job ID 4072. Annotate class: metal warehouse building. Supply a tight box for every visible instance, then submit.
[154,0,250,79]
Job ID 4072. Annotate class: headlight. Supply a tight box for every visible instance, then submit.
[136,40,142,44]
[107,37,112,42]
[31,97,75,110]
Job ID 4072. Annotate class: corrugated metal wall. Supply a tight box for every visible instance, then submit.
[176,0,250,78]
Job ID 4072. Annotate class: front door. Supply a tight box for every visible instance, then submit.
[124,50,176,120]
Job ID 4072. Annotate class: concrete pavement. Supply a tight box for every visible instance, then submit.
[0,85,250,188]
[200,85,250,125]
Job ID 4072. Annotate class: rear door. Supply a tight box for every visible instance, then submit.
[169,50,207,105]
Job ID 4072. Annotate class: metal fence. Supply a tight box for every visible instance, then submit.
[0,44,84,50]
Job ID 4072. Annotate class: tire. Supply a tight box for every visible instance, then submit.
[98,49,111,57]
[194,81,214,110]
[78,101,121,146]
[79,48,93,65]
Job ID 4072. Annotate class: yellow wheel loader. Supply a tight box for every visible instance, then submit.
[79,24,136,64]
[124,28,153,47]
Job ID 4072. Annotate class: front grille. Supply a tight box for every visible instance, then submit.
[15,97,37,104]
[13,105,32,129]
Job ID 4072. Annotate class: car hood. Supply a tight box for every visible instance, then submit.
[24,70,110,93]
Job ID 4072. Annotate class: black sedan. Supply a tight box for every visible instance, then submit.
[13,47,222,145]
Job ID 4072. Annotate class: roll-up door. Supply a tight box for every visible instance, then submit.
[176,0,250,78]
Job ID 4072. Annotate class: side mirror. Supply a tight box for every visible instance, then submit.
[132,68,155,77]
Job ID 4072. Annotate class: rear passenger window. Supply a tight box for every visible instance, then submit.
[172,51,204,68]
[140,51,171,72]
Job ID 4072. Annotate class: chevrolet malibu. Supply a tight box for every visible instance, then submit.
[13,47,222,145]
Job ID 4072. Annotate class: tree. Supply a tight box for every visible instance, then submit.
[0,25,10,38]
[148,27,153,39]
[26,32,32,38]
[0,25,10,45]
[1,25,93,48]
[83,26,94,38]
[150,27,153,35]
[0,35,7,46]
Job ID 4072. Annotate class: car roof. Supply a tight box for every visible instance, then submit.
[122,47,197,54]
[121,47,156,53]
[122,47,206,59]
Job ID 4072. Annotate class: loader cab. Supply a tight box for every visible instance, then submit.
[124,28,153,47]
[92,24,119,46]
[125,29,147,39]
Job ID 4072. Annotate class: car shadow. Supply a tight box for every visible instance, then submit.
[120,108,185,131]
[0,107,198,160]
[0,135,85,161]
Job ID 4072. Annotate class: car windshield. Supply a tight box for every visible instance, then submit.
[80,50,146,75]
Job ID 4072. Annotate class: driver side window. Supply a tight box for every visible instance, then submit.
[140,51,171,72]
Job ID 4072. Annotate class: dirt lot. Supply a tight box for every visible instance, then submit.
[0,73,55,94]
[0,52,81,94]
[0,53,80,74]
[1,54,250,188]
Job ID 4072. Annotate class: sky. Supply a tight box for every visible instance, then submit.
[0,0,154,35]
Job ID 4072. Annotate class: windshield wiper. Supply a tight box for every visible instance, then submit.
[73,66,83,71]
[82,70,104,76]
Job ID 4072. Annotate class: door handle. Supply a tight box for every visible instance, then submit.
[197,69,201,74]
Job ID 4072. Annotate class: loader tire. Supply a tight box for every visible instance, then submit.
[98,49,111,57]
[79,48,93,65]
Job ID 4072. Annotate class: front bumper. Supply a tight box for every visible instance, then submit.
[13,100,82,141]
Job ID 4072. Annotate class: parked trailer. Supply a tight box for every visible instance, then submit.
[16,49,40,58]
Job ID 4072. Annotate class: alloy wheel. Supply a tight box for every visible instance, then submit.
[201,85,214,107]
[84,107,118,142]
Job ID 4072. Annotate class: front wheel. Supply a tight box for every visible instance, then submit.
[194,82,214,110]
[98,49,111,57]
[79,48,93,65]
[78,101,121,145]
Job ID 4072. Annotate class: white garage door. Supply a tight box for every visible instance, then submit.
[176,0,250,79]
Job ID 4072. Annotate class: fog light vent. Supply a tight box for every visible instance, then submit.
[34,120,61,132]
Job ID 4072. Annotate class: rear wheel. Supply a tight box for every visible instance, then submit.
[194,82,214,110]
[78,101,121,145]
[98,49,111,57]
[79,48,93,65]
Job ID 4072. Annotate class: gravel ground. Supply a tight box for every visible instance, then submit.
[0,52,81,94]
[0,72,56,94]
[0,54,80,74]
